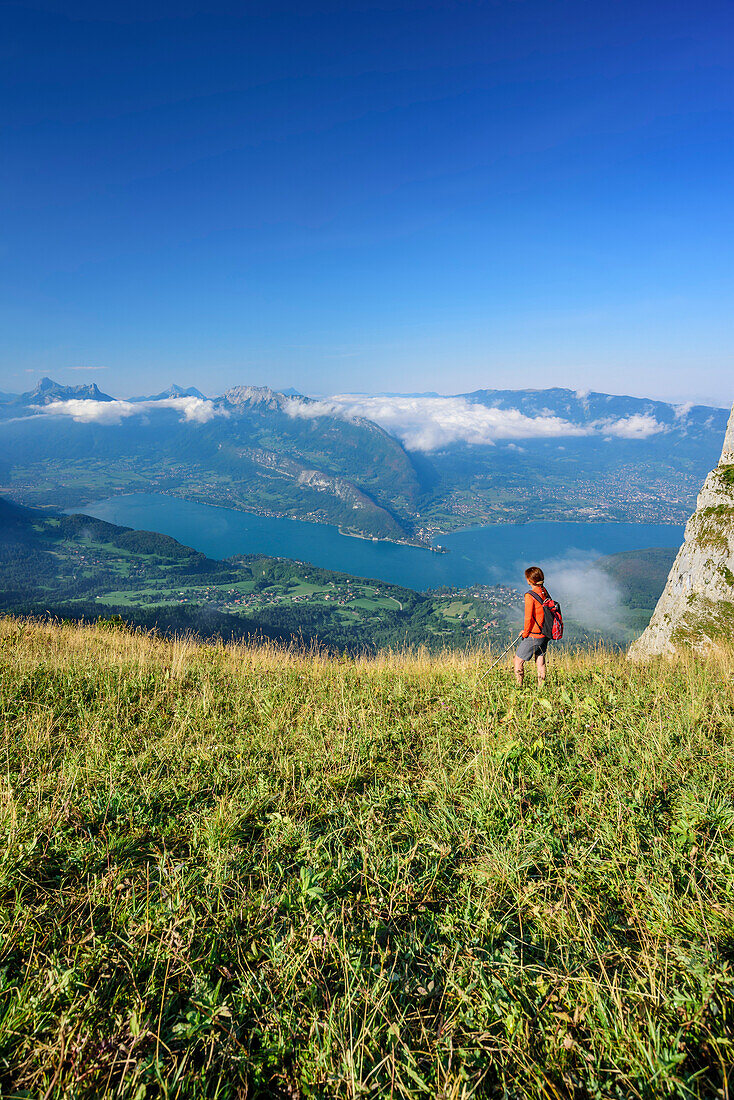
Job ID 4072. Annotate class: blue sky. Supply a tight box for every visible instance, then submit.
[2,0,733,405]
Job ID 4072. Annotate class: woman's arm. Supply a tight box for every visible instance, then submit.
[522,592,533,638]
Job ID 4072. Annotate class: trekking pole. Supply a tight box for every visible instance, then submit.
[479,633,523,681]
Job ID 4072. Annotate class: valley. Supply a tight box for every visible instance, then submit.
[0,498,519,652]
[0,379,708,650]
[0,379,727,542]
[1,493,680,652]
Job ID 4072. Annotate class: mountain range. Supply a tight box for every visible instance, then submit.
[3,376,114,406]
[0,378,728,539]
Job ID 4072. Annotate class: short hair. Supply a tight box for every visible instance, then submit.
[525,566,544,585]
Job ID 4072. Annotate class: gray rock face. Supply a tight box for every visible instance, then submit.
[22,377,114,405]
[221,385,286,410]
[629,404,734,658]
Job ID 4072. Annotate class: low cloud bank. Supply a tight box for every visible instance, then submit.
[31,396,225,425]
[600,413,663,439]
[287,395,589,450]
[542,553,628,635]
[286,394,666,451]
[505,552,629,637]
[20,391,667,446]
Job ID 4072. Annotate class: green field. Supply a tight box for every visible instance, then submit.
[1,617,732,1097]
[1,499,522,653]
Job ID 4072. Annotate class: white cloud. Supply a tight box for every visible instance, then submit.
[673,401,693,419]
[31,396,225,425]
[500,552,631,637]
[574,389,591,415]
[597,413,665,439]
[286,394,590,451]
[37,399,139,424]
[153,396,224,423]
[286,394,666,451]
[539,553,628,634]
[22,391,667,446]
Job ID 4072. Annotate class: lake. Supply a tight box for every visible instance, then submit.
[75,493,685,591]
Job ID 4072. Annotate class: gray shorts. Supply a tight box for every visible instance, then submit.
[516,636,548,662]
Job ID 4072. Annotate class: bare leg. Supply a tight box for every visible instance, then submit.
[536,653,546,685]
[513,655,524,685]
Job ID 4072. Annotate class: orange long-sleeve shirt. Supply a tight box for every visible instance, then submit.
[523,585,548,638]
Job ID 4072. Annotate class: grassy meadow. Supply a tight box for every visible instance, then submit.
[0,616,732,1098]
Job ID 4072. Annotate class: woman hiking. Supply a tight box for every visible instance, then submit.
[514,566,562,686]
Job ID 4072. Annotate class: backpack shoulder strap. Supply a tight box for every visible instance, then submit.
[528,591,544,605]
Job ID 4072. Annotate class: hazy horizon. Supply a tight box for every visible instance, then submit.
[7,373,732,411]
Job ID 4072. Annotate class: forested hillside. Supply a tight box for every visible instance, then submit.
[0,498,512,652]
[1,497,679,652]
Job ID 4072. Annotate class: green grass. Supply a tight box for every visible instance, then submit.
[438,601,475,621]
[92,591,152,606]
[717,465,734,490]
[0,617,732,1098]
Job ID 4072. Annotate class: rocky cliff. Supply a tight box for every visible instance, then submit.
[628,403,734,658]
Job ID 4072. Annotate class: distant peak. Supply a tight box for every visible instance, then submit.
[160,384,206,400]
[221,385,296,410]
[24,377,114,404]
[224,384,274,400]
[127,384,207,402]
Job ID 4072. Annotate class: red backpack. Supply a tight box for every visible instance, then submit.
[529,590,564,641]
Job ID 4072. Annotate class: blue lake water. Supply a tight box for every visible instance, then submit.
[76,493,685,591]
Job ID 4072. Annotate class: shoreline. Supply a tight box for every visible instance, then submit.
[337,526,440,551]
[64,490,685,552]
